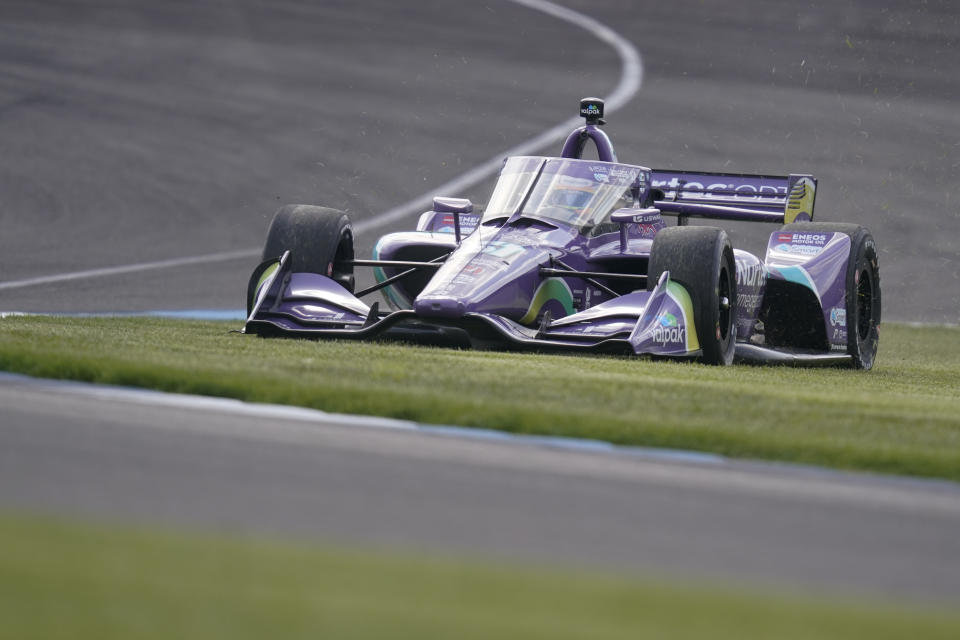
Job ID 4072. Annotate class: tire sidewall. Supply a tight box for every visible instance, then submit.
[710,240,737,365]
[845,229,881,369]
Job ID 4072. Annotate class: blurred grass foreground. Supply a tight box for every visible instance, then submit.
[2,513,959,640]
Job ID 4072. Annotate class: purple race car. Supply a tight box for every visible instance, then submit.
[245,98,881,368]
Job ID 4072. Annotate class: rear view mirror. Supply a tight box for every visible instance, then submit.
[433,197,473,243]
[610,207,661,224]
[610,208,662,252]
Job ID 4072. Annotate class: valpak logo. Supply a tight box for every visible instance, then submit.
[652,312,685,344]
[581,103,601,117]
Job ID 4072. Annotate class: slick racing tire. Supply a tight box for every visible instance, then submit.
[262,204,355,292]
[647,226,737,366]
[781,222,881,369]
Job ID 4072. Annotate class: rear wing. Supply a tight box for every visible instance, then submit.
[649,170,816,224]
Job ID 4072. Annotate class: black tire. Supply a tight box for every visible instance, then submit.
[781,222,881,369]
[647,226,737,365]
[262,204,354,292]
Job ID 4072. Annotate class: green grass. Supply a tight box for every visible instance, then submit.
[0,316,959,480]
[2,512,959,640]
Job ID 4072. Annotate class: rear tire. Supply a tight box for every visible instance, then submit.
[781,222,881,369]
[262,204,355,292]
[647,226,737,365]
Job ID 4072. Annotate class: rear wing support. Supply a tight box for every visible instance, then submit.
[649,170,816,224]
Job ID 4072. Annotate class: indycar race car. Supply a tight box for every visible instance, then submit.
[245,98,881,368]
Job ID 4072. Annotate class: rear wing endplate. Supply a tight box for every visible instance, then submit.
[650,170,816,224]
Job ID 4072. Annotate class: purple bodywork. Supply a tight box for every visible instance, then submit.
[246,108,858,366]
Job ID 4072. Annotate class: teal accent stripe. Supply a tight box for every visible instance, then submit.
[372,240,410,310]
[777,265,820,302]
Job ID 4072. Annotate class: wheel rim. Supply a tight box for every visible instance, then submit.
[718,263,732,341]
[856,267,873,341]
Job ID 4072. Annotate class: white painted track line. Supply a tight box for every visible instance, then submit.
[0,249,260,291]
[0,0,642,291]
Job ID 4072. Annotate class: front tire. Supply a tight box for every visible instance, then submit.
[262,204,355,292]
[647,226,737,365]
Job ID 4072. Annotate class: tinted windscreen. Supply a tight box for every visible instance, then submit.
[481,157,544,222]
[482,157,649,231]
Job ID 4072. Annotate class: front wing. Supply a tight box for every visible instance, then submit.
[245,252,852,366]
[245,252,702,358]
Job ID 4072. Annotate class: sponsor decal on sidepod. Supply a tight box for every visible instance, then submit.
[830,307,847,327]
[775,232,829,256]
[736,260,765,287]
[788,233,828,245]
[774,243,823,257]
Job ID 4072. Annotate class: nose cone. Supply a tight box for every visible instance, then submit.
[414,245,552,321]
[413,222,567,322]
[413,295,468,319]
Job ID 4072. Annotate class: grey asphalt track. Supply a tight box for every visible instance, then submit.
[0,0,957,320]
[2,373,960,603]
[1,0,959,604]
